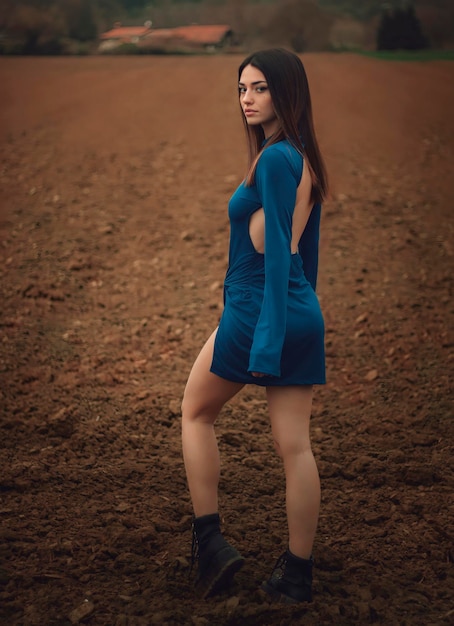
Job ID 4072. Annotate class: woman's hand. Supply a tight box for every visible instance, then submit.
[251,372,266,378]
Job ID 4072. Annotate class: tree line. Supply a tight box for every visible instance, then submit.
[0,0,451,55]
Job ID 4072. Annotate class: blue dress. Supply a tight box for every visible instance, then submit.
[210,139,325,386]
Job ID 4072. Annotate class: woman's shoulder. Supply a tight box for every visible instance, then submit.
[258,139,303,178]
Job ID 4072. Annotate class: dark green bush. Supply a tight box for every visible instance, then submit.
[377,5,427,51]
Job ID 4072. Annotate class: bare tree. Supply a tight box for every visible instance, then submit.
[263,0,333,52]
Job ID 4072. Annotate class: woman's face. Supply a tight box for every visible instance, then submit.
[239,64,279,138]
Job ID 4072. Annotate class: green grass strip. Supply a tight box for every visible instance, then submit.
[358,50,454,62]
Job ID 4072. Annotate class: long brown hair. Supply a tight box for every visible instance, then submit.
[239,48,328,204]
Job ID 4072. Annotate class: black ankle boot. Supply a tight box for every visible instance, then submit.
[262,549,313,604]
[191,513,244,598]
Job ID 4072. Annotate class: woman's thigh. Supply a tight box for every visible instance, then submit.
[182,328,244,423]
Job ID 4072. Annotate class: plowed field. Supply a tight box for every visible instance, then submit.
[0,53,453,625]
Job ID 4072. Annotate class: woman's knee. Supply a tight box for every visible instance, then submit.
[181,380,223,425]
[181,393,213,425]
[182,367,243,426]
[273,433,312,459]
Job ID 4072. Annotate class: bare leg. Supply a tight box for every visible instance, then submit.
[266,385,320,559]
[182,329,244,517]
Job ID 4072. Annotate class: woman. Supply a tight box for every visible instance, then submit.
[181,48,328,604]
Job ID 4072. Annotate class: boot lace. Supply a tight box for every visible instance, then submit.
[271,551,288,580]
[190,524,199,577]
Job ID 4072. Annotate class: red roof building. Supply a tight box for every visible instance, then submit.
[99,23,233,52]
[99,25,151,43]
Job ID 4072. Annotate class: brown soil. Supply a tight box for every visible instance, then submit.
[0,54,453,626]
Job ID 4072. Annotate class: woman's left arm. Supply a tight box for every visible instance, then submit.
[248,146,300,378]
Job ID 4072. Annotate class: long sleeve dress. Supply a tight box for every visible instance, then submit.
[210,138,325,386]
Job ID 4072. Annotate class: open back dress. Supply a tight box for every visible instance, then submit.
[210,138,326,387]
